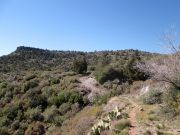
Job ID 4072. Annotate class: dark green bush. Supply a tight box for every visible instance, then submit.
[24,107,44,122]
[73,58,87,74]
[94,56,148,84]
[12,86,21,95]
[23,80,39,92]
[50,78,60,85]
[0,89,6,99]
[28,95,47,110]
[0,127,10,135]
[0,116,10,127]
[2,105,19,121]
[95,66,126,84]
[49,91,85,107]
[68,91,84,105]
[25,88,41,98]
[50,92,66,107]
[0,82,8,89]
[123,58,148,82]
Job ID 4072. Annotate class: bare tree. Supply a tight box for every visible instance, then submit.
[137,30,180,89]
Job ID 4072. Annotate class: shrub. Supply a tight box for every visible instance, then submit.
[43,106,60,124]
[14,129,25,135]
[51,115,66,126]
[0,82,8,89]
[22,80,39,92]
[43,106,65,125]
[93,94,110,106]
[95,66,126,84]
[41,87,55,98]
[49,91,85,107]
[161,87,180,117]
[73,58,87,74]
[70,103,81,114]
[24,107,44,122]
[49,93,66,107]
[19,121,29,133]
[50,78,60,85]
[114,119,130,130]
[142,89,162,104]
[25,122,45,135]
[28,95,47,110]
[11,120,20,130]
[25,88,41,98]
[0,127,10,135]
[0,88,6,98]
[68,91,84,105]
[124,57,148,82]
[59,103,71,115]
[2,105,19,120]
[0,116,10,127]
[13,86,21,95]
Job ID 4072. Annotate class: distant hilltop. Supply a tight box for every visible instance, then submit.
[0,46,157,72]
[15,46,51,53]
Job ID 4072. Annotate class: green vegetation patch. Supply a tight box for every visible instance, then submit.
[114,119,131,131]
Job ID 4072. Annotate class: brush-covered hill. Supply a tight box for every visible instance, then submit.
[2,46,176,135]
[0,46,155,72]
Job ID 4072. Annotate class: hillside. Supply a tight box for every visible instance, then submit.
[0,46,179,135]
[0,46,154,72]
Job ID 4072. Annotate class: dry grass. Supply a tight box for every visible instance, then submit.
[48,106,103,135]
[137,102,180,134]
[136,104,158,124]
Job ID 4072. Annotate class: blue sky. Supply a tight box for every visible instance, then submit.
[0,0,180,56]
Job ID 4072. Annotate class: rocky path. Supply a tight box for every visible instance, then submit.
[121,96,141,135]
[128,106,138,135]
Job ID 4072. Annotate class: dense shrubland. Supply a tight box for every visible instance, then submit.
[94,52,148,85]
[0,71,89,135]
[3,46,178,135]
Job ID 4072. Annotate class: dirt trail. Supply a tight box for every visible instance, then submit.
[79,76,180,135]
[79,76,140,135]
[128,107,138,135]
[120,96,140,135]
